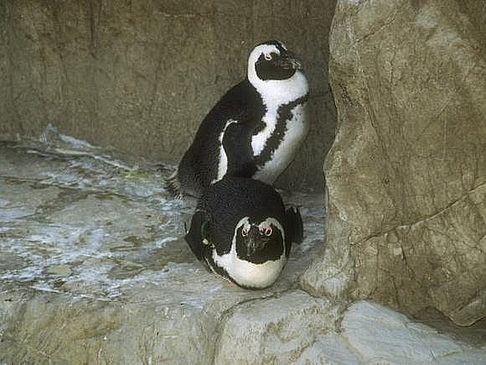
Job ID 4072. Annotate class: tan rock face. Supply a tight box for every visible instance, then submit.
[303,0,486,326]
[0,0,336,191]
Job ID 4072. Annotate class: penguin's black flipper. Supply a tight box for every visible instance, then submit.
[184,210,209,261]
[286,207,304,244]
[222,122,257,178]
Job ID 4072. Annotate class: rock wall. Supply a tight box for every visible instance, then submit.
[0,0,336,191]
[302,0,486,326]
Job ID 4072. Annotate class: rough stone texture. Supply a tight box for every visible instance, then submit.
[214,299,486,365]
[214,290,338,365]
[215,296,486,365]
[0,138,325,364]
[339,301,486,365]
[302,0,486,326]
[1,138,485,364]
[0,0,337,191]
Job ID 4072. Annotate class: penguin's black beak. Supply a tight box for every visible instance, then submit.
[279,51,303,70]
[246,226,266,257]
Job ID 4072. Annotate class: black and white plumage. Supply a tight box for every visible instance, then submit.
[184,177,303,289]
[167,40,309,197]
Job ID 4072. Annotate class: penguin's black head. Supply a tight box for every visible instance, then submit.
[248,40,303,82]
[234,217,284,264]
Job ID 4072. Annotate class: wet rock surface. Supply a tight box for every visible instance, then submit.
[1,138,485,364]
[302,0,486,327]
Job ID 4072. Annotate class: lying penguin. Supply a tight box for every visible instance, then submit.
[167,40,309,197]
[184,177,303,289]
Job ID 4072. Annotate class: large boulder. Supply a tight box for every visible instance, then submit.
[302,0,486,326]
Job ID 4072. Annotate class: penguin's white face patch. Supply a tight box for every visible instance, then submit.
[248,44,284,69]
[248,41,307,99]
[259,221,272,236]
[258,218,285,241]
[241,221,251,237]
[211,217,286,289]
[236,217,250,230]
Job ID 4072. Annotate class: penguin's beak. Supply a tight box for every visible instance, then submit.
[279,51,303,70]
[246,226,266,257]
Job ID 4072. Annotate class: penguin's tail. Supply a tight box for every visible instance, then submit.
[286,207,304,244]
[165,171,183,199]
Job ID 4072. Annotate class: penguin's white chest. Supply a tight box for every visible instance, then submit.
[211,247,286,289]
[252,102,308,183]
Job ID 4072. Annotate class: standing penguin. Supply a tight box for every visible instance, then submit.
[184,177,303,289]
[167,40,309,197]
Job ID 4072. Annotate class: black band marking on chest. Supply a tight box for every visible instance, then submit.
[253,120,266,135]
[254,93,309,166]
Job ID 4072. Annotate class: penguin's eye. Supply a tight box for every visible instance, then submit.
[264,53,272,61]
[241,226,249,237]
[261,226,272,236]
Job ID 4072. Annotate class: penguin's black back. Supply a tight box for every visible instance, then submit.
[178,79,265,197]
[197,177,286,256]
